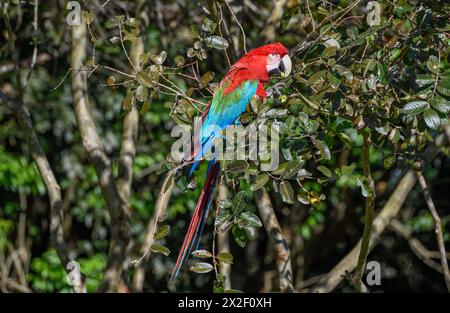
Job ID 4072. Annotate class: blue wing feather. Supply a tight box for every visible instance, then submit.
[189,80,258,176]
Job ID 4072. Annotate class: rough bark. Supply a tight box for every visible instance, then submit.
[70,22,129,292]
[255,188,294,292]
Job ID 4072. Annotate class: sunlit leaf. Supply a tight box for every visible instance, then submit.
[401,101,429,115]
[216,251,233,264]
[232,191,247,215]
[279,181,294,204]
[205,36,229,49]
[191,250,213,258]
[226,160,249,174]
[423,109,441,130]
[232,226,247,248]
[250,174,269,191]
[154,224,170,240]
[312,137,331,160]
[317,165,332,178]
[150,244,170,256]
[240,211,262,228]
[189,262,214,273]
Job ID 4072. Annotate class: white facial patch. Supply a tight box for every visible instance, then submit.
[266,53,281,73]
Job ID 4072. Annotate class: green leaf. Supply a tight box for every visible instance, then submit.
[191,250,213,258]
[232,191,247,215]
[105,18,118,29]
[122,90,135,111]
[139,98,152,116]
[219,199,232,210]
[415,74,434,88]
[279,181,294,204]
[375,124,389,136]
[333,64,353,82]
[154,224,170,240]
[150,51,167,65]
[401,101,429,115]
[205,36,229,49]
[427,55,439,74]
[202,17,217,33]
[437,78,450,97]
[312,137,331,160]
[377,63,389,85]
[232,226,247,248]
[174,55,185,67]
[243,225,257,240]
[215,210,232,227]
[297,168,312,179]
[150,244,170,256]
[317,165,332,178]
[297,194,310,204]
[271,162,289,176]
[240,211,262,228]
[356,177,371,198]
[305,70,326,87]
[250,174,269,191]
[338,132,352,146]
[383,155,395,169]
[200,71,214,88]
[431,99,450,114]
[216,251,233,264]
[282,159,305,179]
[135,85,148,102]
[136,71,154,88]
[423,109,441,130]
[189,262,214,273]
[226,160,249,174]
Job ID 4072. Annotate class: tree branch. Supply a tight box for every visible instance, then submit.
[132,174,174,291]
[351,130,375,292]
[70,22,129,292]
[255,188,294,293]
[0,91,70,283]
[216,178,231,289]
[117,2,143,208]
[415,170,450,292]
[390,219,450,275]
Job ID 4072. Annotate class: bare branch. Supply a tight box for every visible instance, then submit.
[255,188,294,293]
[261,0,288,42]
[390,219,450,275]
[224,0,247,53]
[0,91,69,278]
[132,174,174,291]
[116,18,143,203]
[70,22,129,292]
[415,170,450,292]
[351,130,375,292]
[215,177,232,289]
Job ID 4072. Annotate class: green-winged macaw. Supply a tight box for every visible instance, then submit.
[170,42,292,283]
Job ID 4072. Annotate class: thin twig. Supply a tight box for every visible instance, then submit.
[351,130,375,292]
[255,188,294,292]
[224,0,247,53]
[415,170,450,292]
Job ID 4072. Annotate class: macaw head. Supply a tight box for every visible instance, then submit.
[232,42,292,81]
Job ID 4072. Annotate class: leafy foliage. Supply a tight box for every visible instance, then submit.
[0,0,449,293]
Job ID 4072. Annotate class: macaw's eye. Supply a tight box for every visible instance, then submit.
[267,54,280,63]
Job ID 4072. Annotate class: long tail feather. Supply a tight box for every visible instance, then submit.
[169,161,220,285]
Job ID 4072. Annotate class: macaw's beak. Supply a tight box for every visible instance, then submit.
[268,54,292,78]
